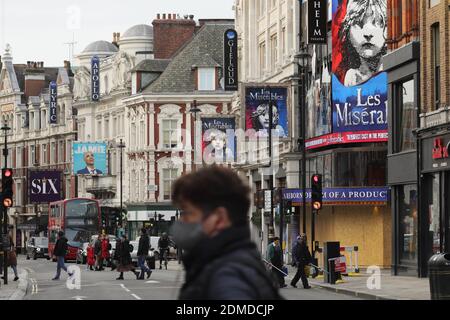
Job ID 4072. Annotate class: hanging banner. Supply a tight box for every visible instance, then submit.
[308,0,328,44]
[72,142,107,175]
[244,85,289,138]
[29,170,63,204]
[224,29,238,91]
[331,0,388,138]
[91,56,100,101]
[201,117,236,164]
[49,81,58,124]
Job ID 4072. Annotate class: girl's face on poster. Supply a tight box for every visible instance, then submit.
[256,104,279,129]
[349,14,385,59]
[210,132,226,150]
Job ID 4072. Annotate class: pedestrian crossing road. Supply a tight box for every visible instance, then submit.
[14,257,361,300]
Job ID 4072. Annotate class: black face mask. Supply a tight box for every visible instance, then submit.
[170,221,206,253]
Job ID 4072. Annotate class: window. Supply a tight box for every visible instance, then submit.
[30,145,36,165]
[29,112,35,131]
[97,120,102,140]
[131,122,137,148]
[42,144,47,165]
[432,24,440,110]
[66,140,72,163]
[59,141,64,163]
[258,0,266,17]
[429,174,441,254]
[281,27,286,56]
[259,42,266,75]
[162,120,179,149]
[16,147,22,168]
[398,184,418,266]
[104,119,109,139]
[334,150,387,187]
[162,168,178,200]
[429,0,440,7]
[51,142,56,164]
[270,34,278,69]
[60,105,65,125]
[41,110,47,129]
[113,117,117,137]
[139,120,145,147]
[398,79,417,151]
[198,68,216,91]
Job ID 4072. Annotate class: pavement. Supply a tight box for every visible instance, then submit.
[0,268,30,300]
[284,265,431,300]
[0,256,431,300]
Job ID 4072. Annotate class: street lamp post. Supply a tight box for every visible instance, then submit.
[297,51,311,237]
[266,86,275,243]
[189,100,201,171]
[1,123,11,285]
[118,139,126,234]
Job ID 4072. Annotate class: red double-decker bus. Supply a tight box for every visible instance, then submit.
[48,198,101,261]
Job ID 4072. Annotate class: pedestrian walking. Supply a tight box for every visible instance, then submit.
[101,235,111,268]
[87,243,95,271]
[111,237,121,271]
[291,234,312,289]
[52,231,73,281]
[1,233,19,281]
[137,228,152,280]
[157,232,171,269]
[94,235,103,271]
[116,234,139,280]
[267,237,286,288]
[170,166,282,300]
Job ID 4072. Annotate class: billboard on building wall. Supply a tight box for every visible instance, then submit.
[29,170,63,204]
[72,142,107,175]
[331,0,388,136]
[307,0,388,149]
[201,117,236,164]
[244,86,289,138]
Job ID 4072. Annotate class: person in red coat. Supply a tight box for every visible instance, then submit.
[87,243,95,271]
[101,236,111,268]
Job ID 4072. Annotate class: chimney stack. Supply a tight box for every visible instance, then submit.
[24,60,46,98]
[152,13,196,59]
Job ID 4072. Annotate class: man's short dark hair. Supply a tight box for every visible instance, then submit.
[273,237,280,241]
[172,166,251,226]
[141,228,147,234]
[58,231,64,237]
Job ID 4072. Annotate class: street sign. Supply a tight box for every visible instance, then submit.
[264,190,272,213]
[147,185,158,192]
[334,256,347,273]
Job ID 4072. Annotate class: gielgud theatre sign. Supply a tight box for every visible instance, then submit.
[422,134,450,172]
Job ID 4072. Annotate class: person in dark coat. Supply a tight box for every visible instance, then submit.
[1,234,19,281]
[94,236,103,271]
[137,228,152,280]
[52,231,73,280]
[116,235,139,280]
[171,166,282,300]
[291,234,312,289]
[267,237,286,288]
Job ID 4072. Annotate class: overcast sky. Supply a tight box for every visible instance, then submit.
[0,0,234,67]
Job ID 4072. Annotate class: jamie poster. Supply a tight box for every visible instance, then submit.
[244,86,289,138]
[331,0,388,135]
[202,117,236,164]
[72,142,107,176]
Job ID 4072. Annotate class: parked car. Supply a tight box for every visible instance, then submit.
[26,237,50,260]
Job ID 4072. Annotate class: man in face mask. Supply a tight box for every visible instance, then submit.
[170,166,282,300]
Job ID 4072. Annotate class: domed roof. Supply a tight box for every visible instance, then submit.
[121,24,153,39]
[82,40,118,54]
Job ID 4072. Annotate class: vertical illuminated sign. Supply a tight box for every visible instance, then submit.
[91,56,100,101]
[308,0,328,44]
[49,81,58,124]
[224,29,238,91]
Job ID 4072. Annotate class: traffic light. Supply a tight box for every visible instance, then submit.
[311,174,323,211]
[1,168,13,208]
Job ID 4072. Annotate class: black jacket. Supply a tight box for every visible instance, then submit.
[54,237,68,257]
[179,226,282,300]
[94,239,102,255]
[293,241,312,266]
[137,234,150,256]
[119,240,132,266]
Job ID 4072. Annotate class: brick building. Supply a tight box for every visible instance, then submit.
[415,0,450,277]
[0,45,76,252]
